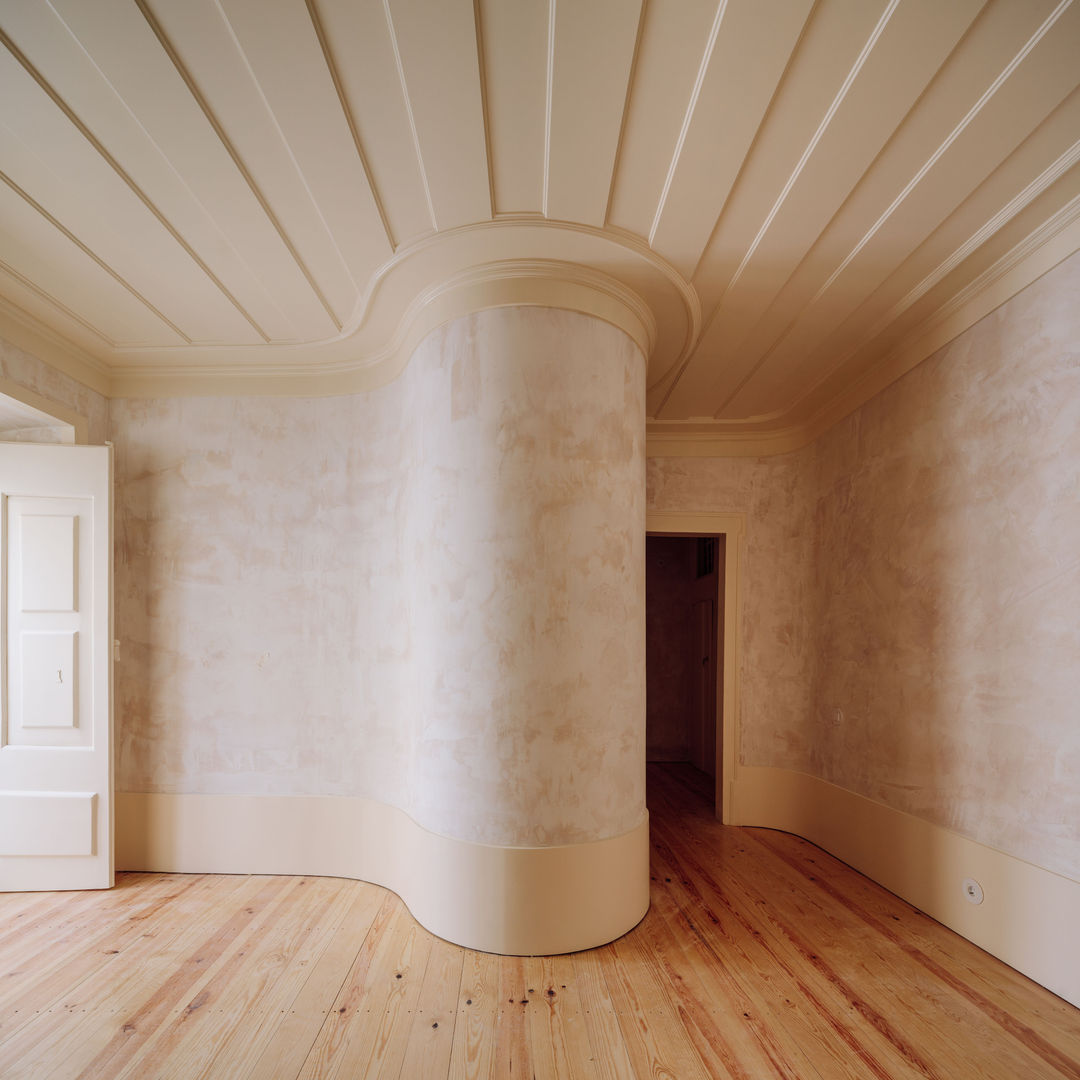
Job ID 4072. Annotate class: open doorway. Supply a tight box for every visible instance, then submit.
[645,511,743,823]
[646,534,723,814]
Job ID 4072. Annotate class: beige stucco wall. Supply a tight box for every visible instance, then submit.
[109,306,646,848]
[4,251,1077,883]
[805,249,1080,881]
[650,250,1080,882]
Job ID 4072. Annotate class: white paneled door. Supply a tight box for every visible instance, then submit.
[0,443,112,890]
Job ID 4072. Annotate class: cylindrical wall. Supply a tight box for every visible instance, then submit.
[111,304,649,952]
[406,307,647,846]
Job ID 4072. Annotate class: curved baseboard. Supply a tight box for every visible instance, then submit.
[731,766,1080,1008]
[115,791,650,956]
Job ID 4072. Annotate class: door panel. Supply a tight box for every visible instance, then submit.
[0,444,112,890]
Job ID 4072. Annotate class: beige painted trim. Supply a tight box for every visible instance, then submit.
[0,373,87,444]
[645,511,745,825]
[107,258,659,397]
[732,766,1080,1008]
[116,792,650,956]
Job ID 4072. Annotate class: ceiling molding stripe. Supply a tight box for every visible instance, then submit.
[706,4,1080,421]
[602,0,649,228]
[0,22,275,345]
[719,0,901,299]
[686,0,817,287]
[762,157,1080,425]
[649,203,1080,457]
[805,0,1076,311]
[214,2,360,295]
[0,171,188,344]
[382,0,437,231]
[647,0,728,247]
[0,259,118,348]
[131,0,341,333]
[541,0,556,217]
[472,0,497,218]
[852,141,1080,360]
[652,0,903,418]
[304,0,397,250]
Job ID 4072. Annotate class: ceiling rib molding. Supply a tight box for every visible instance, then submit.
[601,0,649,228]
[0,172,184,344]
[648,202,1080,457]
[0,259,117,348]
[131,0,341,332]
[709,135,1080,424]
[304,0,396,250]
[647,0,728,248]
[801,0,1076,313]
[653,0,903,418]
[383,0,438,232]
[0,22,271,344]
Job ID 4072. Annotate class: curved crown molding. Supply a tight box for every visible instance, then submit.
[3,212,1077,458]
[104,219,698,398]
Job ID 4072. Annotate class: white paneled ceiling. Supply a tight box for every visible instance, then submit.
[1,0,1078,453]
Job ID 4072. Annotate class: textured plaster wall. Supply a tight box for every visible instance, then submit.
[0,337,107,442]
[650,251,1080,881]
[110,307,645,848]
[806,251,1080,881]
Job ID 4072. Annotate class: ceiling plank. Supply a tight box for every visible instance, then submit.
[713,0,1080,420]
[385,0,491,231]
[216,0,393,288]
[139,0,362,327]
[545,0,643,226]
[478,0,547,215]
[0,179,186,347]
[606,0,718,239]
[656,0,987,418]
[645,0,813,278]
[0,50,264,345]
[9,0,339,344]
[728,87,1080,420]
[308,0,434,247]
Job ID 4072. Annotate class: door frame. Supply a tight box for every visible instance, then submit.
[0,375,88,444]
[645,511,744,824]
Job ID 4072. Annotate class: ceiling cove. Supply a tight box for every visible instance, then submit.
[0,0,1077,455]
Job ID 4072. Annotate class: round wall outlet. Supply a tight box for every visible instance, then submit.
[962,877,984,905]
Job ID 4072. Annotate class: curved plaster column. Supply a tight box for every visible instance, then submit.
[113,303,649,956]
[399,306,649,952]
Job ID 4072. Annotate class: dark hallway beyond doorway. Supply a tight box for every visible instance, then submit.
[645,535,722,783]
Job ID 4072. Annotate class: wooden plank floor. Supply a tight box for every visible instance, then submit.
[2,764,1078,1079]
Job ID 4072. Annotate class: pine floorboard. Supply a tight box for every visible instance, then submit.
[1,763,1078,1079]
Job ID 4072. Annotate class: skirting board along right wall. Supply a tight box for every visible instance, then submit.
[647,249,1080,1007]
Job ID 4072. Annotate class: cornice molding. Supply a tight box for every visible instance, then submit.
[2,210,1076,458]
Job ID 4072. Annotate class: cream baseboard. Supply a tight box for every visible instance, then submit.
[115,791,649,956]
[731,766,1080,1008]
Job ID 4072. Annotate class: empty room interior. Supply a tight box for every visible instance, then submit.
[0,0,1078,1076]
